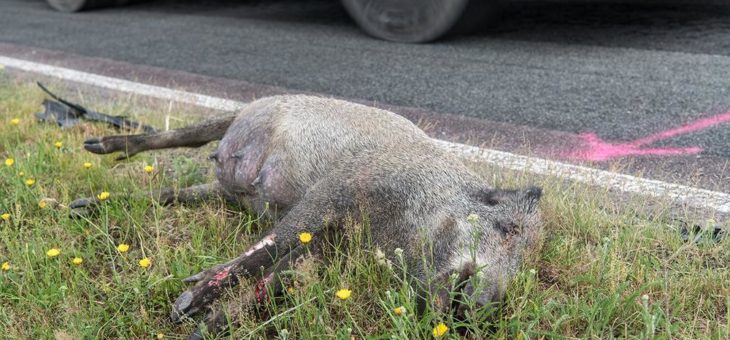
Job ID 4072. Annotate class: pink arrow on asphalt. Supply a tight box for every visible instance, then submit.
[566,111,730,161]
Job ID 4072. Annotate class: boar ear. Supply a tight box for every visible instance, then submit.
[525,186,542,201]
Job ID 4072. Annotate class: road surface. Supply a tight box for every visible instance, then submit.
[0,0,728,191]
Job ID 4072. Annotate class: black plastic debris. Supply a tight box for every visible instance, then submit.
[35,82,158,134]
[679,222,725,244]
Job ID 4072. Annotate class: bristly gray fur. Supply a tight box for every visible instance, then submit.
[79,94,544,330]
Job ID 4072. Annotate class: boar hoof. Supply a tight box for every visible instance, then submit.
[68,197,100,218]
[182,271,207,283]
[84,136,138,160]
[182,266,222,284]
[69,197,100,209]
[83,138,109,154]
[171,291,197,323]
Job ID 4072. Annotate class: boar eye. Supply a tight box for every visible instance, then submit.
[485,196,501,206]
[475,188,510,206]
[496,221,520,235]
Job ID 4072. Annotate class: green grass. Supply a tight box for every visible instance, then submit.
[1,74,728,339]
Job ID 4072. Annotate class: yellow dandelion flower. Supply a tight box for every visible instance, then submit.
[18,171,24,177]
[393,306,405,316]
[4,158,14,167]
[1,213,9,221]
[156,334,164,339]
[25,178,35,187]
[299,232,312,244]
[1,261,10,271]
[46,248,61,257]
[117,244,130,253]
[10,118,20,126]
[72,257,83,265]
[139,257,151,268]
[335,288,352,300]
[54,141,63,149]
[432,323,449,337]
[38,200,47,209]
[83,162,93,169]
[287,287,296,294]
[144,165,154,174]
[97,191,110,201]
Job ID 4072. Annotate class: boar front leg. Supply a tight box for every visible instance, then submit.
[84,113,236,160]
[185,243,312,339]
[170,231,313,323]
[171,188,341,323]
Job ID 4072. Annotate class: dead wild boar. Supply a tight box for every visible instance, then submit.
[72,94,543,338]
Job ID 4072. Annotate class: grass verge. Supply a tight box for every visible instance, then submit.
[1,74,728,339]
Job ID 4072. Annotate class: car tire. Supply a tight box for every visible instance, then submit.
[46,0,140,12]
[340,0,498,43]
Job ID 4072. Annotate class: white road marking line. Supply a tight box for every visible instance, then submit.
[1,55,728,215]
[0,56,246,112]
[435,141,729,214]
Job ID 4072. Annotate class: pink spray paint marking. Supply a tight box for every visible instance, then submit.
[207,266,231,287]
[567,111,730,161]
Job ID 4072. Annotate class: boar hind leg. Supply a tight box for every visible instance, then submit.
[84,113,236,160]
[154,182,238,206]
[69,182,236,215]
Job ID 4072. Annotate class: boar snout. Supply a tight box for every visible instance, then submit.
[453,271,504,321]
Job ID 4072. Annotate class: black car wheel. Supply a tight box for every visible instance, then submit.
[340,0,496,43]
[46,0,139,12]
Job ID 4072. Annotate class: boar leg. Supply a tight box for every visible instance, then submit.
[84,113,236,160]
[186,244,311,339]
[155,182,236,205]
[171,188,339,322]
[170,231,305,322]
[69,181,238,215]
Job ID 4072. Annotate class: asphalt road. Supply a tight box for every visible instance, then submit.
[1,0,729,189]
